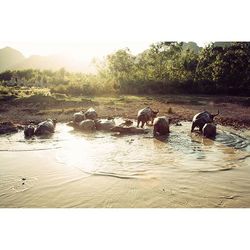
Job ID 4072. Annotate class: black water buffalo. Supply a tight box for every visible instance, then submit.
[35,119,57,135]
[24,124,35,137]
[84,108,98,120]
[73,108,97,124]
[137,107,159,128]
[202,123,217,138]
[73,111,85,123]
[153,116,170,136]
[94,119,115,131]
[191,110,219,132]
[79,119,96,131]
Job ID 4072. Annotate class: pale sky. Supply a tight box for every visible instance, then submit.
[0,0,248,62]
[0,41,206,61]
[0,41,157,61]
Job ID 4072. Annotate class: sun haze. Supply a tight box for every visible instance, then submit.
[0,0,212,62]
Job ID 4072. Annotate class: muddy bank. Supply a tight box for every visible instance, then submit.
[0,94,249,130]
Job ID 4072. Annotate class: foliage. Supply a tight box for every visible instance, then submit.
[0,42,249,96]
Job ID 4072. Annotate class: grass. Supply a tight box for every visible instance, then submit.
[1,86,50,95]
[1,86,250,108]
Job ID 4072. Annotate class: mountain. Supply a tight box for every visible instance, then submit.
[0,47,25,72]
[11,54,94,72]
[0,47,95,73]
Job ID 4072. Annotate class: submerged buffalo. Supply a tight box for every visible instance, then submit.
[153,116,170,136]
[79,119,96,131]
[35,119,57,136]
[84,107,98,120]
[137,107,159,128]
[191,110,219,132]
[202,123,217,138]
[73,108,97,124]
[73,111,85,123]
[94,119,115,131]
[24,124,36,137]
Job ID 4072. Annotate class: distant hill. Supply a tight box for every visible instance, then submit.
[11,54,94,72]
[0,47,25,72]
[0,47,95,73]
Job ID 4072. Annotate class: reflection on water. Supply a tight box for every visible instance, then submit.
[0,120,249,207]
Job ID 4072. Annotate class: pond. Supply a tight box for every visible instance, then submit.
[0,119,249,207]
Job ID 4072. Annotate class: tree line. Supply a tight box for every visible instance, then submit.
[0,42,250,96]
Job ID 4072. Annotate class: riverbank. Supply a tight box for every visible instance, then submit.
[0,94,249,129]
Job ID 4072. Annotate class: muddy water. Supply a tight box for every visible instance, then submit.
[0,119,250,208]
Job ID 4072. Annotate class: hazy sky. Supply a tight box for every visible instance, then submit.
[0,0,248,61]
[0,41,158,60]
[0,41,206,61]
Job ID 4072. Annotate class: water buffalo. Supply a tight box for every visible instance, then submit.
[94,119,115,131]
[35,119,57,135]
[191,110,219,132]
[153,116,170,136]
[73,111,85,123]
[137,107,159,128]
[73,108,97,123]
[202,123,217,138]
[79,119,96,131]
[24,124,35,137]
[84,108,97,120]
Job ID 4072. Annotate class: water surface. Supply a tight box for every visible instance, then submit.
[0,120,249,207]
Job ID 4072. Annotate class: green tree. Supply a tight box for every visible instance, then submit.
[105,48,136,92]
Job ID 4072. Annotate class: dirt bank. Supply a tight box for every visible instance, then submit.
[0,94,249,129]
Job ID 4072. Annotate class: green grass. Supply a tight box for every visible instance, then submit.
[1,85,250,108]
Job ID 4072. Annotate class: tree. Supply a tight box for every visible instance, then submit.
[195,42,250,94]
[105,48,136,92]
